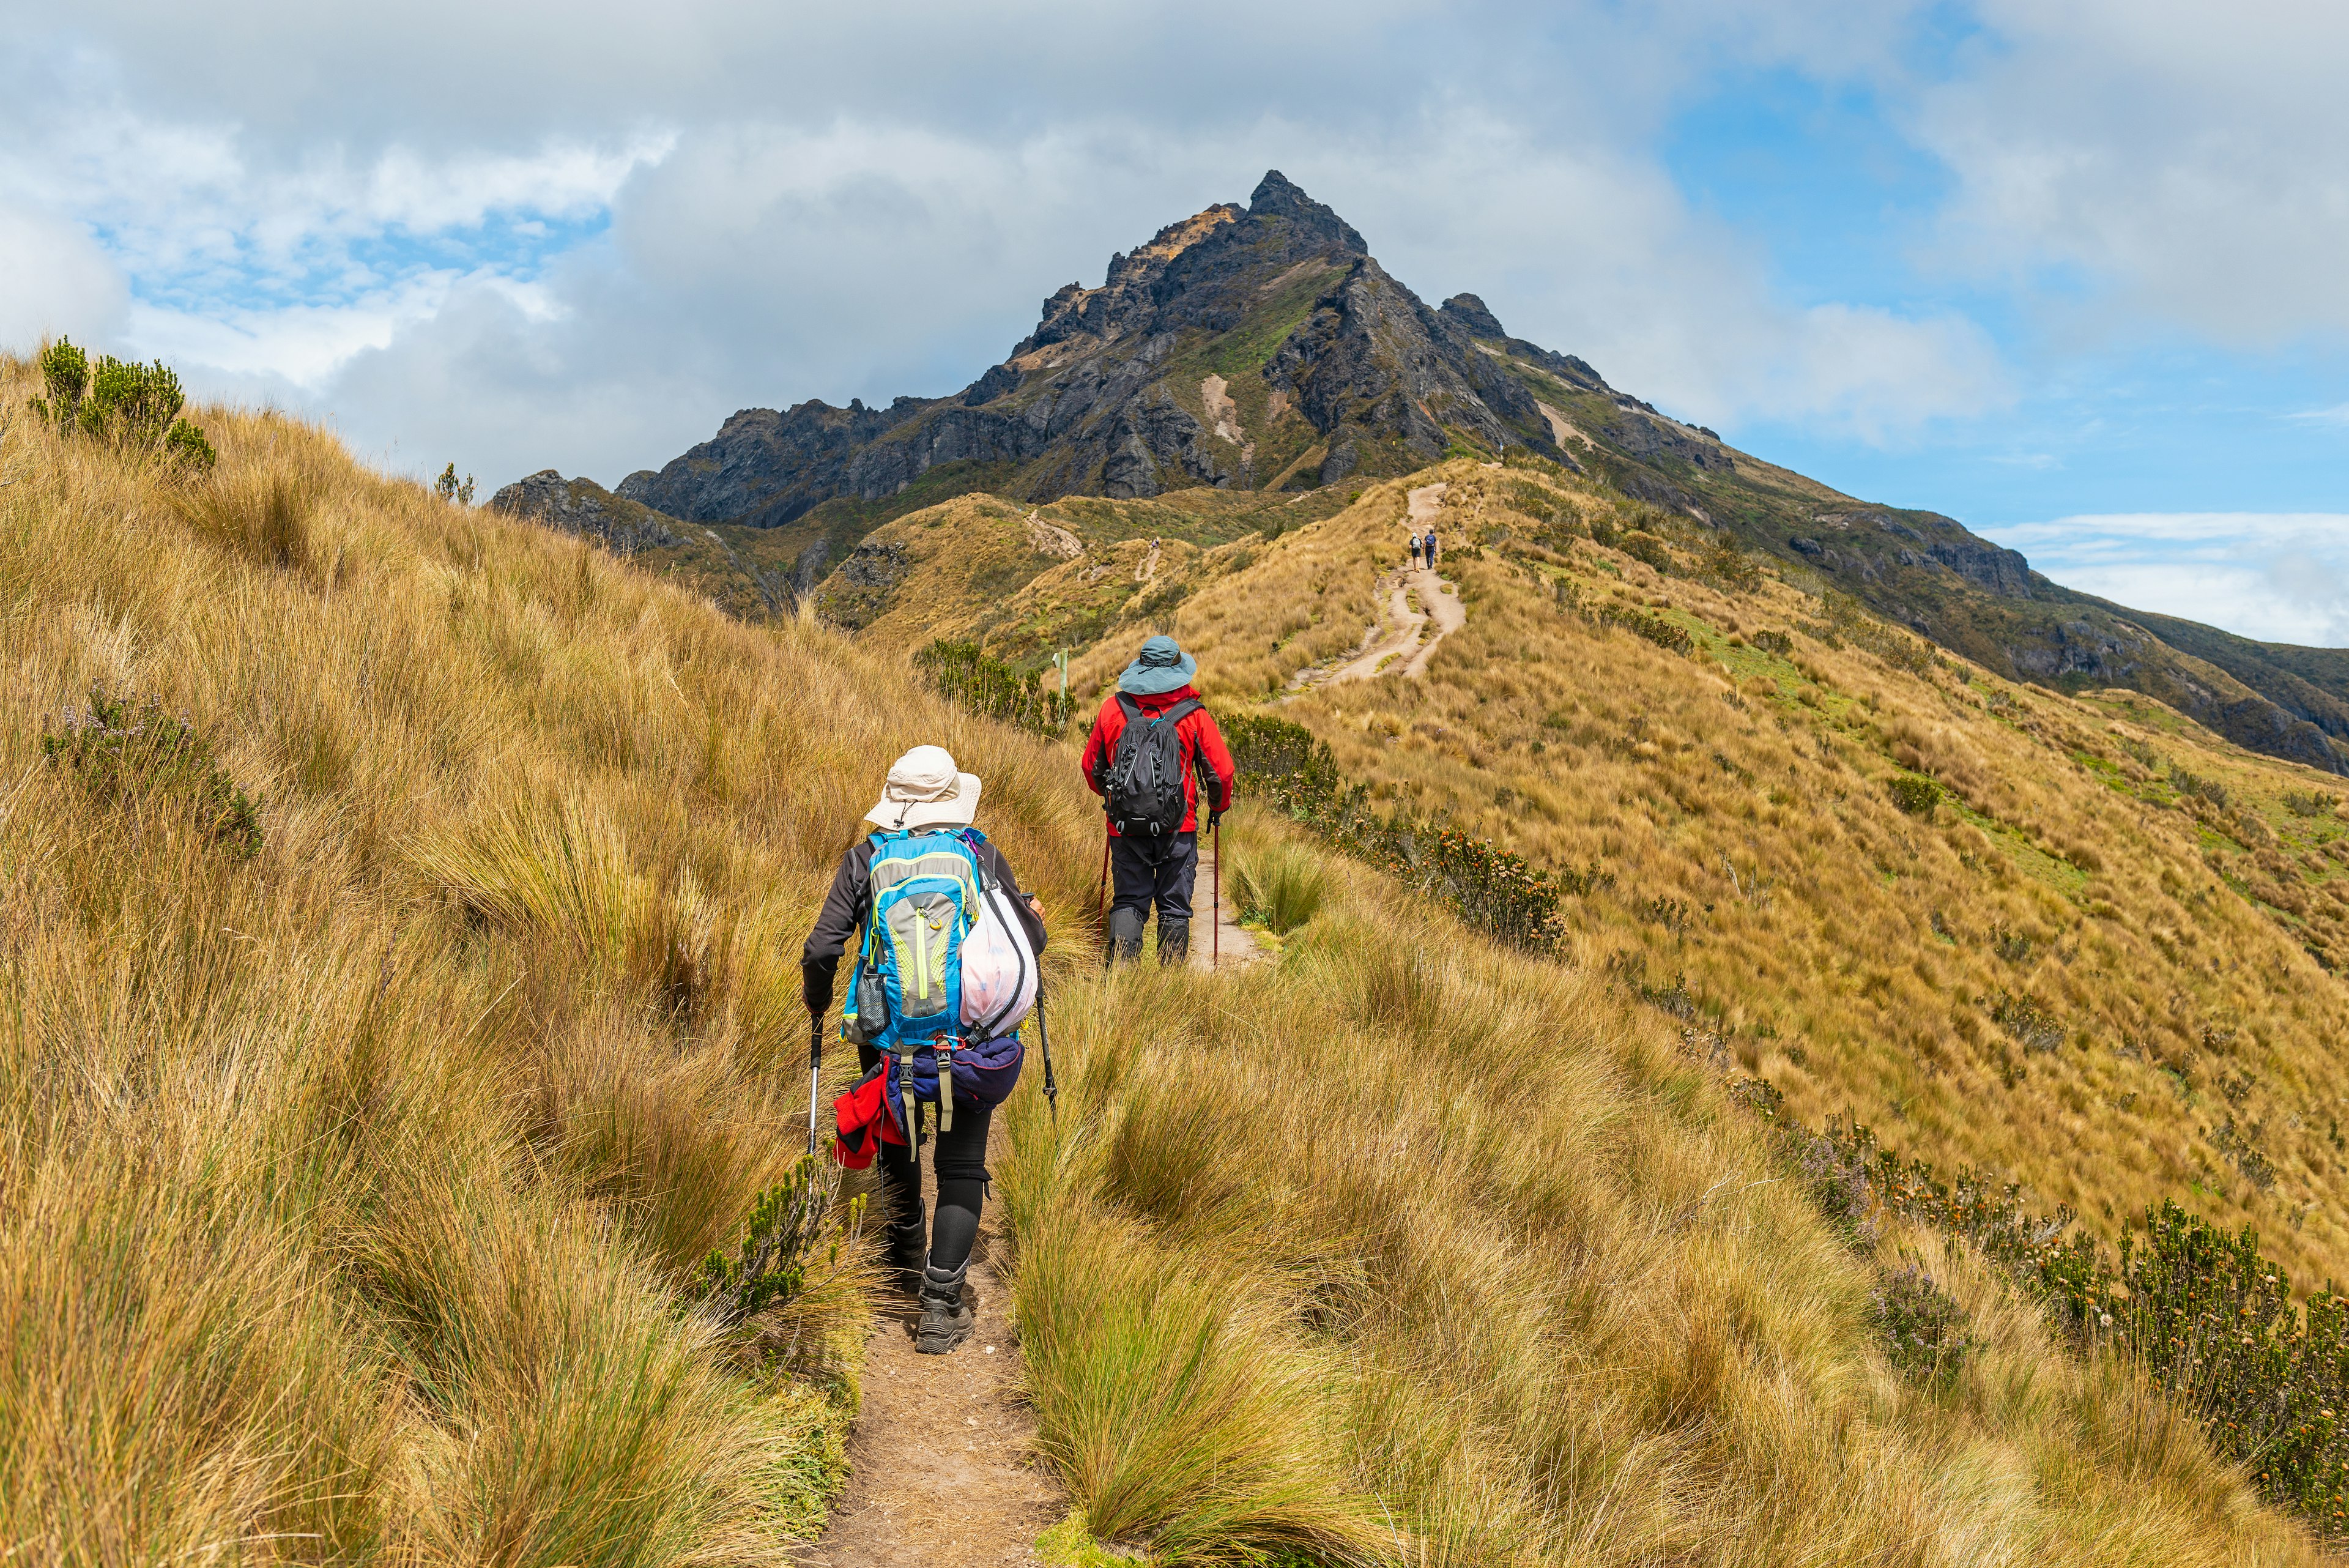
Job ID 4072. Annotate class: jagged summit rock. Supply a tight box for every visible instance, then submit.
[611,171,1591,524]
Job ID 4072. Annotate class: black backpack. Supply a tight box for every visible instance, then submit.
[1101,694,1202,838]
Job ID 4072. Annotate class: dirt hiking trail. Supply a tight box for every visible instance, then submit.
[1287,482,1464,691]
[1190,834,1264,970]
[800,1129,1066,1568]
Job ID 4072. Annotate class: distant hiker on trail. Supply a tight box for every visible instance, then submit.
[1408,533,1423,568]
[803,745,1047,1355]
[1082,635,1237,965]
[1425,530,1440,567]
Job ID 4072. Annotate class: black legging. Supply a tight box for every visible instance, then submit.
[861,1044,992,1273]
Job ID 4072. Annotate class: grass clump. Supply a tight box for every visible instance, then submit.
[1230,842,1328,934]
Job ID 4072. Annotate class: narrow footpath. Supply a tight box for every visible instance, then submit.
[1288,482,1465,692]
[1189,834,1263,970]
[800,1132,1066,1568]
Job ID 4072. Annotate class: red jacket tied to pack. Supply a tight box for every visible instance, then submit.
[1080,685,1237,836]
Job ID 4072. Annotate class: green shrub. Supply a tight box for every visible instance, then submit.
[29,337,89,430]
[161,418,217,475]
[28,338,217,472]
[1990,990,2063,1052]
[1232,842,1329,934]
[1752,628,1793,656]
[2172,765,2230,809]
[1872,1263,1973,1389]
[1701,538,1761,592]
[434,463,477,505]
[1619,530,1675,574]
[915,639,1072,735]
[696,1154,863,1327]
[1601,604,1695,656]
[42,686,262,858]
[2285,790,2337,818]
[1888,774,1942,816]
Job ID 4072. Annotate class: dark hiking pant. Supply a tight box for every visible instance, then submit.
[860,1042,992,1276]
[1107,830,1197,965]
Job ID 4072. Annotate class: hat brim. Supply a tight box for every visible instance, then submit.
[1118,653,1198,694]
[866,771,982,831]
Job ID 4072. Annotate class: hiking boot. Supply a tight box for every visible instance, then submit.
[915,1262,974,1355]
[1156,915,1191,966]
[884,1218,927,1295]
[1107,906,1146,965]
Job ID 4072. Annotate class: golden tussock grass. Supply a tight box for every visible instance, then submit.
[0,362,1099,1559]
[1079,458,2349,1303]
[2,374,2327,1565]
[998,810,2324,1563]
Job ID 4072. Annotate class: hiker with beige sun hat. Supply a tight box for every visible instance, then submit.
[802,744,1047,1354]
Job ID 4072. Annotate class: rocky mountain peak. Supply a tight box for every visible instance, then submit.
[1246,169,1367,253]
[1439,292,1509,341]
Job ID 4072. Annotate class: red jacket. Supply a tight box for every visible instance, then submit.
[1081,686,1236,836]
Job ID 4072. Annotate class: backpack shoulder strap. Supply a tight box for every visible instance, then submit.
[1116,693,1141,721]
[1161,697,1203,725]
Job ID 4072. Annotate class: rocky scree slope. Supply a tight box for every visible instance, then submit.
[532,171,2349,774]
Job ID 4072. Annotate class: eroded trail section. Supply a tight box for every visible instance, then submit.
[800,1133,1064,1568]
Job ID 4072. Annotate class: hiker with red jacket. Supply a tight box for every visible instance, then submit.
[1080,634,1238,964]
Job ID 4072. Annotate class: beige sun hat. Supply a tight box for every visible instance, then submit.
[865,745,982,831]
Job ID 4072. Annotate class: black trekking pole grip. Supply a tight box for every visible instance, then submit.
[805,1012,823,1158]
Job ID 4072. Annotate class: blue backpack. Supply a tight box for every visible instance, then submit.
[842,827,1025,1138]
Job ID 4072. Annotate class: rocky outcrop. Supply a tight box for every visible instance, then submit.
[1930,537,2035,598]
[615,398,927,526]
[489,471,681,555]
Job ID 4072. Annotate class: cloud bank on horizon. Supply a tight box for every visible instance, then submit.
[4,0,2345,644]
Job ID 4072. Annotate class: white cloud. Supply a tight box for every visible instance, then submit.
[1983,511,2349,645]
[0,203,128,352]
[2290,404,2349,427]
[1913,0,2349,344]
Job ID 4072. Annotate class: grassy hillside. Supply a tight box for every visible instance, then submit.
[812,485,1354,656]
[4,373,2331,1563]
[0,365,1100,1558]
[1039,458,2349,1299]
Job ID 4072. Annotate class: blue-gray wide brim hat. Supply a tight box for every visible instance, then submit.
[1118,634,1197,694]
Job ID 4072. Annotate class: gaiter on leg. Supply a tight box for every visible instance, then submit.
[925,1104,993,1275]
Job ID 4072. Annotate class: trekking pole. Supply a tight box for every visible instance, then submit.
[1211,816,1221,970]
[1094,831,1111,921]
[1034,981,1059,1127]
[804,1011,823,1157]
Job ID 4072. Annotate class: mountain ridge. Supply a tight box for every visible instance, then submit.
[513,170,2349,774]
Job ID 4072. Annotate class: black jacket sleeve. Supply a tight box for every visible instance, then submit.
[801,839,875,1015]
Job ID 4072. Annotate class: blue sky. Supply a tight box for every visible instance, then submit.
[4,0,2345,642]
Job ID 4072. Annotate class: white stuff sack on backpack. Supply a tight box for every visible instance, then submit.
[960,881,1038,1038]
